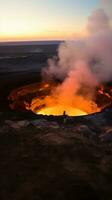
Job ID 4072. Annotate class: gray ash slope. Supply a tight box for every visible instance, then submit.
[0,108,112,200]
[0,41,60,73]
[0,43,59,111]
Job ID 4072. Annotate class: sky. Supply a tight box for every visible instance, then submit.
[0,0,109,41]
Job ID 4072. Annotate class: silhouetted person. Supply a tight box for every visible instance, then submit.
[63,111,66,116]
[63,110,67,124]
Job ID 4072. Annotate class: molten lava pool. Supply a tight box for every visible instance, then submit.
[37,105,87,116]
[8,82,112,117]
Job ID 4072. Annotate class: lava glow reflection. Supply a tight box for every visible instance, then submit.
[37,105,87,116]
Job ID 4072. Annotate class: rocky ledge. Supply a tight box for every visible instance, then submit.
[0,108,112,200]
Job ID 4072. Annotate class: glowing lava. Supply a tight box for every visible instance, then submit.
[8,82,112,117]
[37,105,87,116]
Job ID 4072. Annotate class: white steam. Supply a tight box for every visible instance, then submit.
[42,8,112,107]
[87,8,110,33]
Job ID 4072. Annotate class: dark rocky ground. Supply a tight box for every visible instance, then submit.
[0,109,112,200]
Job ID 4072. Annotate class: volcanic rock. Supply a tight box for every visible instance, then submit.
[5,120,30,129]
[0,109,112,200]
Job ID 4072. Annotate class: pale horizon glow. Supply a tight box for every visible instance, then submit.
[0,0,107,41]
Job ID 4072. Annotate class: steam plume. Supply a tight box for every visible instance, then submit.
[42,8,112,108]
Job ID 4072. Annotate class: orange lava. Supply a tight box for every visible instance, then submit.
[30,83,100,116]
[37,105,87,116]
[8,82,112,116]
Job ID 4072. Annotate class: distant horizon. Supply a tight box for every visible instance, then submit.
[0,40,64,46]
[0,0,102,41]
[0,34,85,42]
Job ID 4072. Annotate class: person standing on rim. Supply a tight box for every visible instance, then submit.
[63,110,67,124]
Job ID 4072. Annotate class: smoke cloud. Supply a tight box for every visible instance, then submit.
[100,0,112,18]
[87,8,110,33]
[42,8,112,108]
